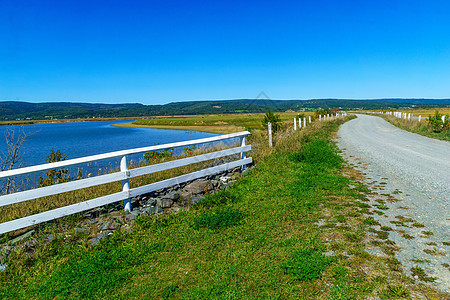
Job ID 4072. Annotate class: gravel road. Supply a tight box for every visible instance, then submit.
[337,114,450,292]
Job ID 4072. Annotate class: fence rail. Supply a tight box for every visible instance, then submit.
[0,131,252,235]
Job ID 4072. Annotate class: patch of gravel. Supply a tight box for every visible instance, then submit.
[337,114,450,293]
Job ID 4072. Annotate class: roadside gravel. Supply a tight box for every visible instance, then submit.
[337,114,450,292]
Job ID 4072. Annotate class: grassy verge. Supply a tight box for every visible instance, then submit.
[380,114,449,141]
[1,117,446,299]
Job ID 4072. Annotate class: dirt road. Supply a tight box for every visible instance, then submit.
[337,114,450,292]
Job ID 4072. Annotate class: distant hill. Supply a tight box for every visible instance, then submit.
[0,99,449,121]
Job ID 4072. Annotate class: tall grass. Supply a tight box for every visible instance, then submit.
[382,114,449,141]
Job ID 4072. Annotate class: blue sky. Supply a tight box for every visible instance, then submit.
[1,0,449,104]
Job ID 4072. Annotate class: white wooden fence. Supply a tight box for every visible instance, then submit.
[0,131,252,235]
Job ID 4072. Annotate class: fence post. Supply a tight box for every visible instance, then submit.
[308,116,311,123]
[319,115,321,121]
[240,135,247,170]
[442,116,446,123]
[418,115,421,122]
[268,122,273,148]
[298,117,302,129]
[303,117,306,128]
[294,117,297,130]
[121,155,131,212]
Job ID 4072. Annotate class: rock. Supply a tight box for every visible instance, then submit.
[75,227,90,234]
[157,198,173,208]
[180,192,192,202]
[0,264,7,272]
[99,221,118,231]
[89,230,113,246]
[131,208,141,216]
[191,196,204,204]
[162,192,180,201]
[219,176,232,184]
[147,198,157,206]
[184,179,213,195]
[22,239,37,252]
[0,246,15,263]
[142,206,163,215]
[124,214,136,222]
[10,230,35,245]
[47,234,55,242]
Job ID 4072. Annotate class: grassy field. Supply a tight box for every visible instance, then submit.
[129,112,314,134]
[1,116,445,299]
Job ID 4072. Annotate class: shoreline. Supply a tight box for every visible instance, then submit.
[111,122,245,134]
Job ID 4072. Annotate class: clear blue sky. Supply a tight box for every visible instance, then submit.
[1,0,449,104]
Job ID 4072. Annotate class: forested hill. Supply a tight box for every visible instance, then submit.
[1,99,449,120]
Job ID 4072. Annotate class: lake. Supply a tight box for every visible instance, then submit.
[0,120,219,188]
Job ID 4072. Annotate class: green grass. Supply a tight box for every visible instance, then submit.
[0,117,445,299]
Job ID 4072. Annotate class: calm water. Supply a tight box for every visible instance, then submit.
[0,121,219,189]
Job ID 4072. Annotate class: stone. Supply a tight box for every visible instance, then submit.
[89,230,113,246]
[184,179,213,195]
[219,176,232,184]
[10,230,35,245]
[142,206,163,215]
[75,227,90,234]
[22,239,37,252]
[0,264,7,272]
[162,192,180,201]
[147,198,157,206]
[99,221,118,231]
[0,246,15,263]
[180,192,192,201]
[191,196,204,204]
[131,208,141,216]
[47,234,55,242]
[157,198,173,208]
[124,214,136,222]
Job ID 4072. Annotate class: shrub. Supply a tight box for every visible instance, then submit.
[427,110,449,133]
[262,109,281,133]
[144,149,173,162]
[281,247,334,281]
[38,149,70,187]
[193,207,244,230]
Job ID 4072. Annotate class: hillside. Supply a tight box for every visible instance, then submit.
[1,99,449,121]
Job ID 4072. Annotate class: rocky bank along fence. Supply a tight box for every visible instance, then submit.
[0,131,252,235]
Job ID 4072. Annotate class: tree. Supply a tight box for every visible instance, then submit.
[1,127,34,194]
[427,110,449,133]
[262,109,281,133]
[38,149,70,187]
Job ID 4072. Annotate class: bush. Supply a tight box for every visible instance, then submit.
[194,189,239,208]
[262,109,281,133]
[144,149,173,162]
[427,110,449,133]
[281,248,334,281]
[193,207,244,230]
[38,149,70,187]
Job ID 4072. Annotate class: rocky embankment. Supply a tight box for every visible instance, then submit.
[0,160,254,271]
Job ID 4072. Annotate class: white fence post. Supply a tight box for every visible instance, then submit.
[442,116,446,123]
[308,116,311,123]
[240,135,247,170]
[418,115,421,122]
[303,117,306,128]
[121,155,131,212]
[294,117,297,130]
[298,117,302,129]
[319,115,322,121]
[268,122,273,148]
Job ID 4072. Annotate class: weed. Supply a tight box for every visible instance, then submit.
[363,217,380,226]
[380,285,410,299]
[410,267,436,282]
[402,234,414,240]
[380,226,392,231]
[281,247,335,281]
[412,222,425,228]
[422,231,434,236]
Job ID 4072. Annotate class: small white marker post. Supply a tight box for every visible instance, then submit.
[298,117,302,129]
[294,117,297,130]
[418,115,421,122]
[308,116,311,123]
[120,155,131,212]
[319,115,322,121]
[303,117,306,128]
[268,122,273,148]
[442,116,446,124]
